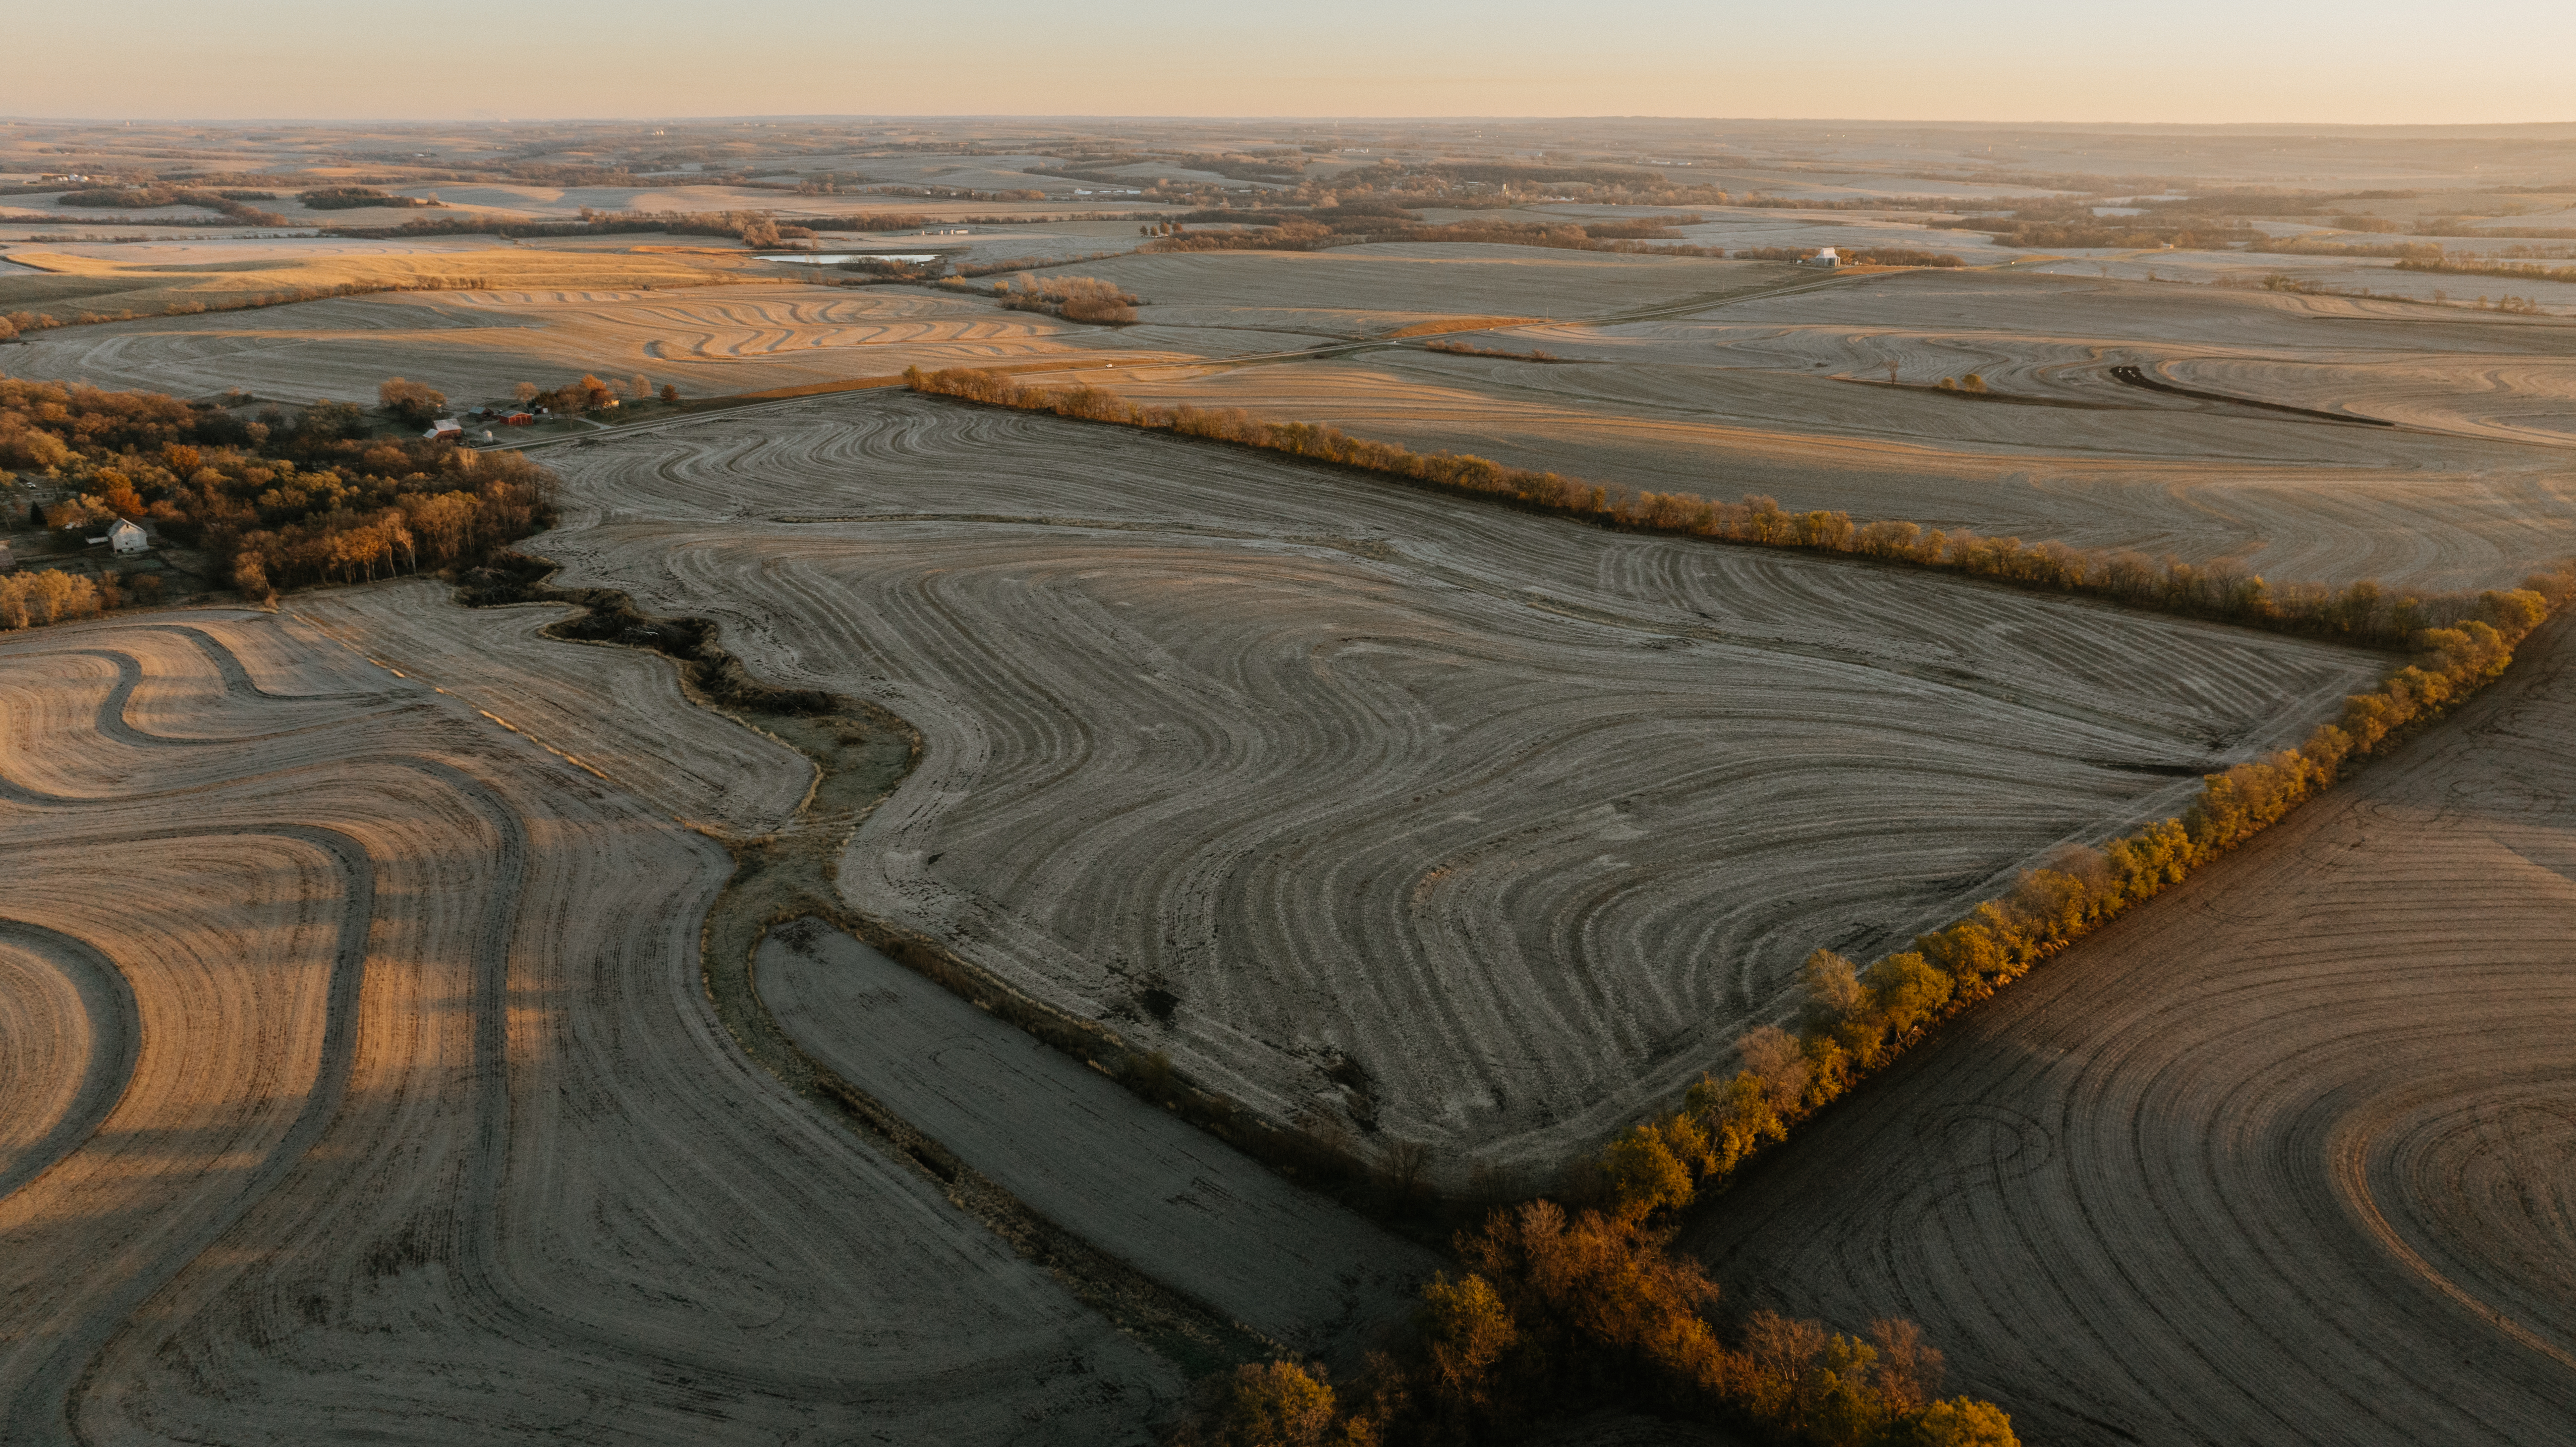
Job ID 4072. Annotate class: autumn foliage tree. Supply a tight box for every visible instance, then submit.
[0,378,557,629]
[1180,1201,2013,1446]
[990,273,1141,324]
[378,377,447,428]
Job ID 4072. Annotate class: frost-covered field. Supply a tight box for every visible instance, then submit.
[0,611,1177,1444]
[533,390,2377,1179]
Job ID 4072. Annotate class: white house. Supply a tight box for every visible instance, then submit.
[108,518,149,556]
[1808,247,1841,268]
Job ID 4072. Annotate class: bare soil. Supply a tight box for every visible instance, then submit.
[1682,613,2576,1446]
[525,389,2380,1185]
[0,609,1181,1444]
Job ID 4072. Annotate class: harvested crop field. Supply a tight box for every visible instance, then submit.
[531,390,2383,1179]
[1684,613,2576,1445]
[1103,267,2576,590]
[0,610,1179,1444]
[0,245,751,325]
[2,281,1198,403]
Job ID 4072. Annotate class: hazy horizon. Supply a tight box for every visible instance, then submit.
[14,0,2574,125]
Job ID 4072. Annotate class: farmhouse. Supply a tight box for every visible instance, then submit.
[107,518,150,555]
[425,418,463,441]
[1806,247,1841,268]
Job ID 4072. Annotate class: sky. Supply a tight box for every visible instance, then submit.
[13,0,2576,124]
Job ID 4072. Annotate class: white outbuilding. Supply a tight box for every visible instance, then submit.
[1808,247,1841,268]
[108,518,150,555]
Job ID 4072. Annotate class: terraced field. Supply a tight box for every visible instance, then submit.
[0,611,1178,1444]
[532,390,2382,1180]
[2,283,1196,404]
[1685,613,2576,1446]
[291,579,814,836]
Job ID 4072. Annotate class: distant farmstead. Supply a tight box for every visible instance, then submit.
[108,518,150,555]
[1807,247,1841,269]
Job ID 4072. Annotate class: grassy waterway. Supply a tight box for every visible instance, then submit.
[457,554,1436,1376]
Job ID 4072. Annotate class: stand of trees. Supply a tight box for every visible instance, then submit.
[1425,340,1561,361]
[0,568,110,630]
[1177,1203,2015,1446]
[2396,253,2576,285]
[0,378,557,627]
[54,185,288,226]
[378,378,447,428]
[989,273,1140,324]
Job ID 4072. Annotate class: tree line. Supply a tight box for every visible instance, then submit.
[0,378,557,626]
[297,186,440,210]
[2395,253,2576,286]
[1178,1202,2014,1445]
[319,208,951,244]
[0,566,154,630]
[54,185,288,226]
[1584,564,2569,1230]
[899,365,2531,649]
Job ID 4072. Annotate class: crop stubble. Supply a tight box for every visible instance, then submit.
[529,390,2381,1180]
[0,612,1177,1444]
[2,283,1197,404]
[1106,269,2576,591]
[1683,615,2576,1446]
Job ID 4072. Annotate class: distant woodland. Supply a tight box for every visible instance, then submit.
[52,185,288,226]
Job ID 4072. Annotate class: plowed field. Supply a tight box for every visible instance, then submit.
[1684,615,2576,1446]
[0,611,1177,1444]
[530,390,2381,1180]
[2,283,1197,404]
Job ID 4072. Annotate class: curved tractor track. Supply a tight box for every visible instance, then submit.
[1684,614,2576,1445]
[0,611,1177,1445]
